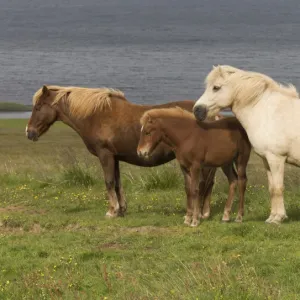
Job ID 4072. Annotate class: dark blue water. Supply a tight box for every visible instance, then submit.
[1,0,300,105]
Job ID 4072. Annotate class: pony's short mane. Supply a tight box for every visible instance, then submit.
[206,66,299,105]
[33,85,126,118]
[140,107,194,126]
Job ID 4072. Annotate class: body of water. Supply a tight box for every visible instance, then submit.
[0,112,31,119]
[0,110,234,120]
[0,0,300,105]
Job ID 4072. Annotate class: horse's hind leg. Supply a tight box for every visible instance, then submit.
[98,150,120,217]
[264,153,287,224]
[235,153,249,222]
[114,160,127,216]
[201,167,217,219]
[221,163,237,222]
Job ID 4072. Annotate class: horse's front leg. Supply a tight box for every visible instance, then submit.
[114,160,127,216]
[201,167,217,219]
[180,166,193,225]
[264,154,287,224]
[221,164,237,222]
[98,150,120,217]
[190,166,202,227]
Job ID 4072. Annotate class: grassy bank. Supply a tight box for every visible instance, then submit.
[0,102,32,112]
[1,119,300,299]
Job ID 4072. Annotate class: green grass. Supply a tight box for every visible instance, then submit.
[0,102,32,112]
[1,119,300,299]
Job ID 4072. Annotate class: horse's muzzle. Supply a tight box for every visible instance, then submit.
[26,128,39,141]
[193,105,207,121]
[137,149,150,159]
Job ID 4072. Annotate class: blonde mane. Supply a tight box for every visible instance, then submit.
[33,85,126,118]
[206,65,299,104]
[140,107,194,126]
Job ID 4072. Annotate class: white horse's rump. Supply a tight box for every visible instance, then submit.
[193,65,300,224]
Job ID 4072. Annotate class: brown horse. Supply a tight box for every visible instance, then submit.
[137,107,251,227]
[26,85,220,218]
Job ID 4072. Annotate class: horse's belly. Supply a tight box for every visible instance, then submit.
[247,129,289,157]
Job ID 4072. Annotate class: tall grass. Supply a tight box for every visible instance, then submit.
[139,165,182,190]
[62,164,97,187]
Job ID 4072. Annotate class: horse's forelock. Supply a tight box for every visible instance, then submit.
[206,65,241,86]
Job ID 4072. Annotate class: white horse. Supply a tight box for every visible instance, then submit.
[193,65,300,224]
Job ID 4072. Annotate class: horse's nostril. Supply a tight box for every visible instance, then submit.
[27,131,33,140]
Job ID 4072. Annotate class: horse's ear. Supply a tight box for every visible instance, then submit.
[147,115,153,123]
[217,66,224,77]
[42,85,49,96]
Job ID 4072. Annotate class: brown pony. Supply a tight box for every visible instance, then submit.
[137,107,251,227]
[26,85,221,218]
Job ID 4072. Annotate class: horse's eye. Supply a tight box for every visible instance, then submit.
[213,86,221,92]
[145,132,151,136]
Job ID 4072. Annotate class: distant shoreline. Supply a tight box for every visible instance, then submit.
[0,102,32,112]
[0,102,232,115]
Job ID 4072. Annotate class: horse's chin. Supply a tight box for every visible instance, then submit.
[207,107,221,119]
[140,152,153,161]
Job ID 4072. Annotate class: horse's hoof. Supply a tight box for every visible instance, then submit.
[267,214,287,225]
[120,204,127,213]
[190,220,200,227]
[235,217,243,223]
[118,211,125,217]
[201,213,210,219]
[275,214,288,222]
[105,211,118,218]
[265,214,275,223]
[221,217,230,223]
[266,218,281,225]
[183,216,192,225]
[118,207,127,217]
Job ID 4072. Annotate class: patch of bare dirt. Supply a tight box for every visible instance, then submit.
[0,206,25,213]
[99,242,126,250]
[0,223,43,234]
[0,227,24,234]
[31,223,42,234]
[121,226,174,234]
[65,223,82,231]
[0,206,46,215]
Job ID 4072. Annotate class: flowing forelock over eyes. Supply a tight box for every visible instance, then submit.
[140,107,195,126]
[205,65,299,104]
[32,86,126,118]
[205,65,240,85]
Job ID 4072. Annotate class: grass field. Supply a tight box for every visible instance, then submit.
[0,103,32,112]
[1,119,300,299]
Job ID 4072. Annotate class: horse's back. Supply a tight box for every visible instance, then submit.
[203,117,251,149]
[155,100,195,112]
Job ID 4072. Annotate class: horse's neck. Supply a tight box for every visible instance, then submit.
[160,117,196,150]
[56,102,84,135]
[232,94,269,143]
